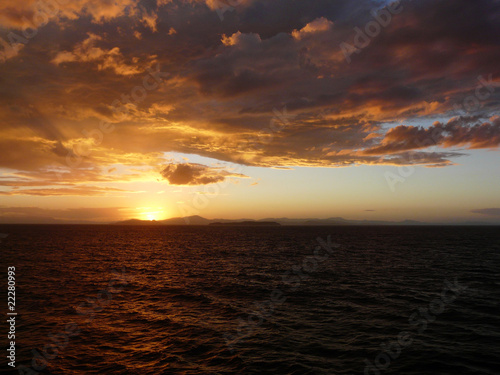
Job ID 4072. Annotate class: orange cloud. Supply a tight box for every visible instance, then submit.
[0,206,127,223]
[0,186,135,196]
[0,0,139,29]
[160,163,247,185]
[0,0,499,177]
[292,17,333,40]
[51,33,148,76]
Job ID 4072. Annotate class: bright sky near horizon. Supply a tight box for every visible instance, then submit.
[0,0,499,224]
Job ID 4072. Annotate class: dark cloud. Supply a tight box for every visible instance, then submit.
[364,116,500,155]
[160,163,246,185]
[0,0,499,181]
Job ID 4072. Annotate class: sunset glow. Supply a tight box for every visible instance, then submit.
[137,207,167,221]
[0,0,498,224]
[1,1,499,374]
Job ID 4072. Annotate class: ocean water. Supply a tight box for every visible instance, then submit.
[1,225,499,375]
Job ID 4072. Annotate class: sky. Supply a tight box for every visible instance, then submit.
[0,0,499,224]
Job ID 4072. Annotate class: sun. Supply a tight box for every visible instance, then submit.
[146,213,158,221]
[138,207,167,221]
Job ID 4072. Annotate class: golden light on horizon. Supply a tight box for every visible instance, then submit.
[0,0,498,226]
[146,213,158,221]
[138,207,168,221]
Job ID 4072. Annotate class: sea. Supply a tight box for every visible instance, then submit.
[0,225,499,374]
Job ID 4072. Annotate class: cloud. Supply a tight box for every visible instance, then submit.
[51,33,147,76]
[160,163,247,185]
[0,206,127,223]
[203,0,254,12]
[221,31,261,47]
[0,160,159,197]
[0,0,139,29]
[364,116,500,155]
[471,208,500,216]
[292,17,333,40]
[140,7,158,32]
[0,0,499,178]
[0,186,134,196]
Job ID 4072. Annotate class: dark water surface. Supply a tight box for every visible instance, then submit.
[1,225,499,374]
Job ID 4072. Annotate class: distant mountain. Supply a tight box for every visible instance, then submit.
[113,216,428,226]
[161,215,211,225]
[210,221,281,226]
[114,219,163,225]
[114,215,211,225]
[298,218,426,226]
[2,216,495,225]
[302,218,351,226]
